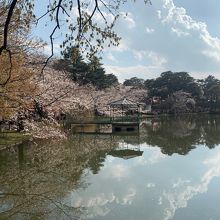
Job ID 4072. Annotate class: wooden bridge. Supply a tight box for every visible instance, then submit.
[64,116,140,134]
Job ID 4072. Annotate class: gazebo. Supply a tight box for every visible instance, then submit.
[108,97,141,133]
[108,97,140,118]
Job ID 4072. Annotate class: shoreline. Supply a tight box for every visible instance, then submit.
[1,112,220,150]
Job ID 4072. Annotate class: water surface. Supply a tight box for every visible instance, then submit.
[1,115,220,220]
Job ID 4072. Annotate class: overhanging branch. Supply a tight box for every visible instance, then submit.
[0,0,17,55]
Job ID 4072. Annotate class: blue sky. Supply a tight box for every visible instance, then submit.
[33,0,220,82]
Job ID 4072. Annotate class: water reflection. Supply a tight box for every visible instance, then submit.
[1,115,220,219]
[109,149,143,160]
[109,141,143,160]
[139,115,220,155]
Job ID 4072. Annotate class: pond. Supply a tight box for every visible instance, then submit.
[1,115,220,220]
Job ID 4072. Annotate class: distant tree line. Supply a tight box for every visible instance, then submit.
[53,47,118,90]
[123,71,220,113]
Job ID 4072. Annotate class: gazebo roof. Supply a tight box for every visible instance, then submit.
[109,98,139,108]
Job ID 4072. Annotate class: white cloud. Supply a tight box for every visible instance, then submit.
[146,183,156,188]
[171,27,190,37]
[104,65,166,82]
[133,50,147,61]
[157,10,162,19]
[69,187,136,218]
[136,145,167,166]
[148,51,167,66]
[120,12,136,29]
[202,50,220,62]
[146,27,155,34]
[160,0,220,64]
[200,33,220,62]
[121,187,136,205]
[106,164,129,180]
[42,43,60,55]
[106,52,118,63]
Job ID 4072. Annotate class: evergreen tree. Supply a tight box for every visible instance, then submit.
[53,48,118,89]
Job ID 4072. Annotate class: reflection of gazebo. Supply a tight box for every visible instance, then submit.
[109,134,142,159]
[108,97,140,117]
[108,149,143,160]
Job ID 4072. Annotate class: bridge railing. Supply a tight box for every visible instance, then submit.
[66,115,140,124]
[111,115,140,123]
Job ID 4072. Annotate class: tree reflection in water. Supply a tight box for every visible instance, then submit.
[0,135,119,219]
[139,115,220,155]
[1,115,220,219]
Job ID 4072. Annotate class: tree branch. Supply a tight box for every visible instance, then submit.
[41,0,63,72]
[0,0,17,54]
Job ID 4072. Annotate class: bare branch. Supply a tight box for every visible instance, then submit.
[56,0,63,29]
[95,0,107,22]
[41,0,63,72]
[77,0,83,38]
[36,4,70,25]
[0,0,17,54]
[99,0,116,17]
[81,4,97,33]
[60,5,70,18]
[36,7,58,24]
